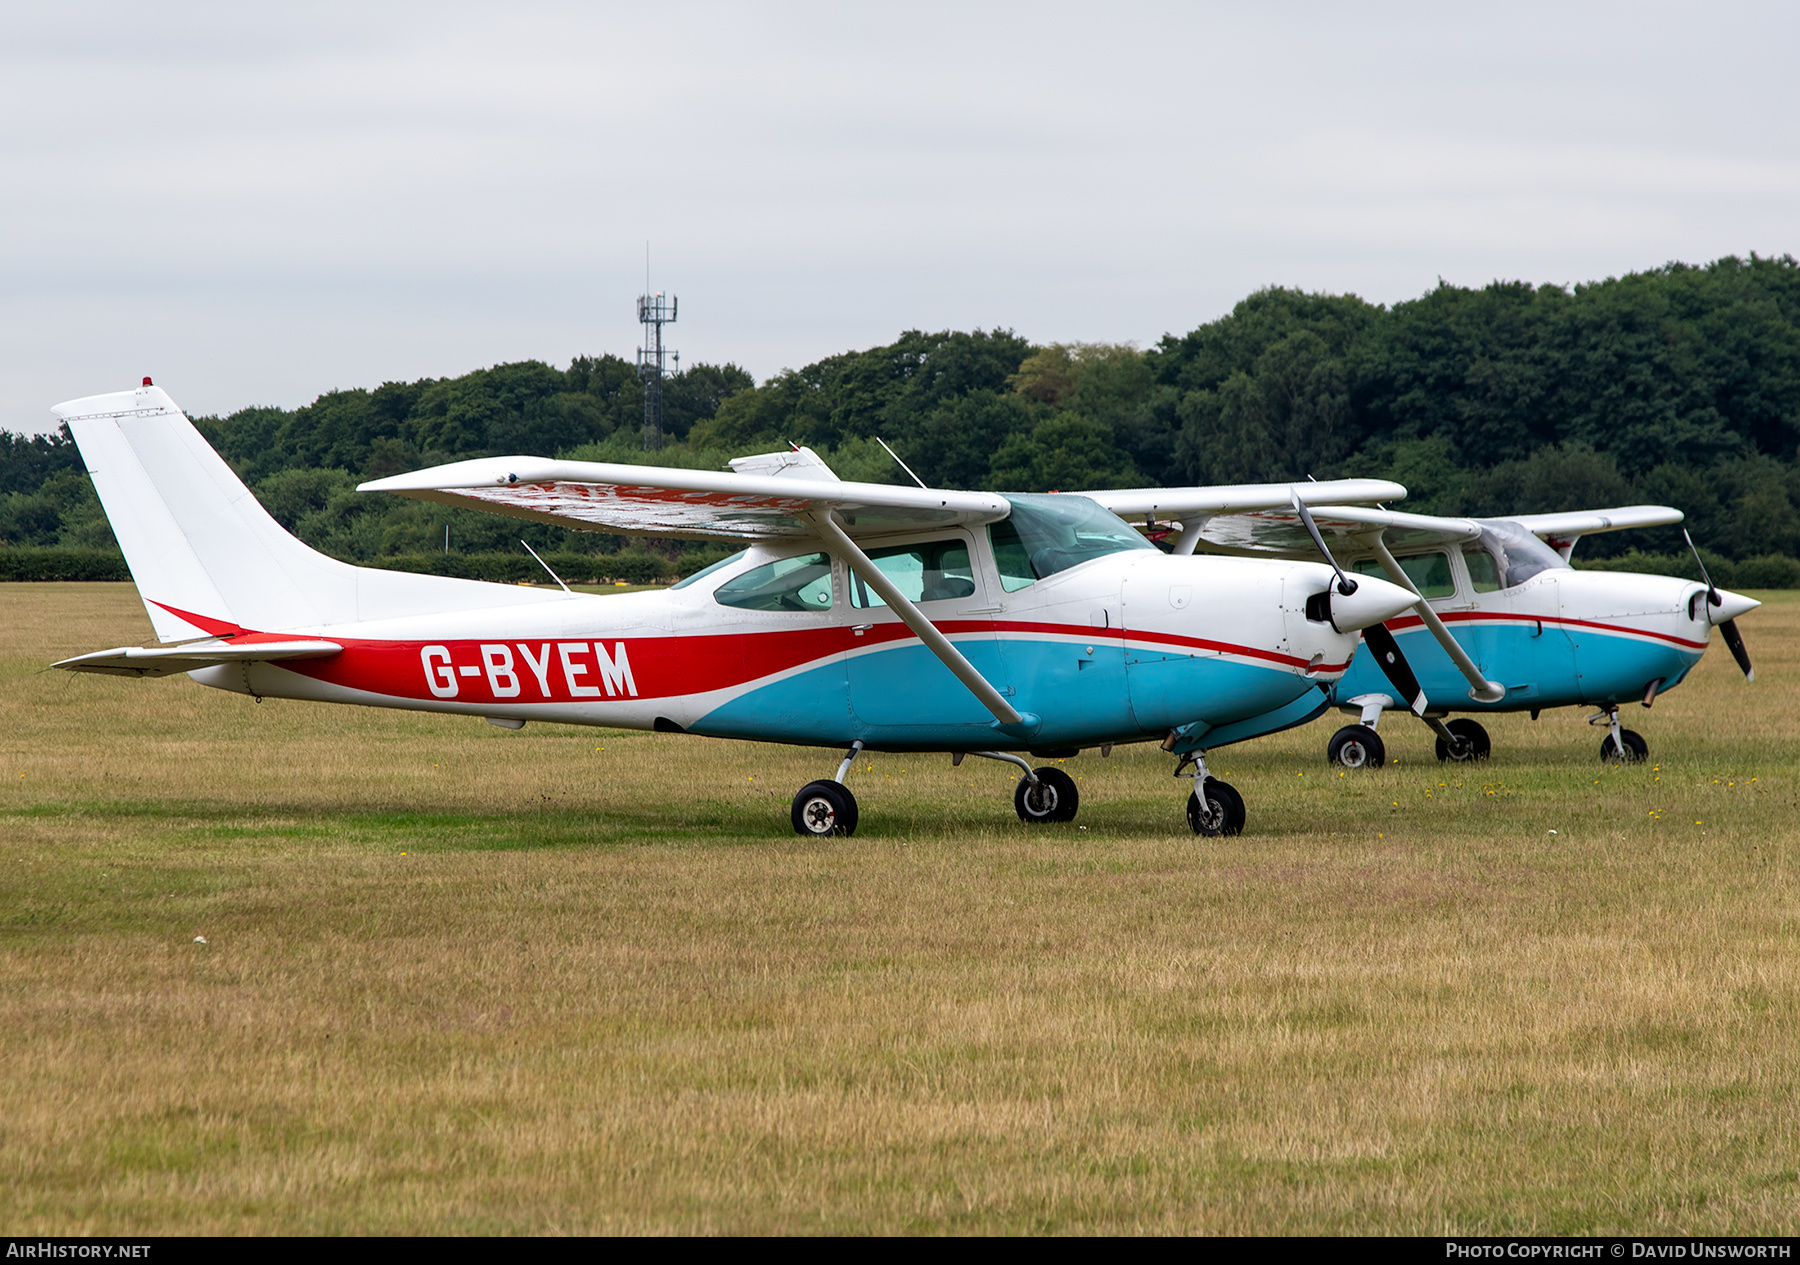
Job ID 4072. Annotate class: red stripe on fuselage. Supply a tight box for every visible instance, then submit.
[1383,609,1707,651]
[168,610,1322,705]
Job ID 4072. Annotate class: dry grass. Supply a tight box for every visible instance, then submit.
[2,582,1798,1235]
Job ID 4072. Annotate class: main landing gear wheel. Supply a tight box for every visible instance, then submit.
[1187,778,1246,837]
[1435,718,1491,763]
[1328,724,1385,769]
[1601,729,1649,763]
[792,780,859,837]
[1014,767,1079,824]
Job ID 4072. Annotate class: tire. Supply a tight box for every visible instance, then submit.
[1434,718,1491,762]
[791,780,858,837]
[1014,766,1079,824]
[1327,724,1385,769]
[1600,728,1649,764]
[1186,777,1246,837]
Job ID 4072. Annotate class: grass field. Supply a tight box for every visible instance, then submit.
[2,582,1797,1235]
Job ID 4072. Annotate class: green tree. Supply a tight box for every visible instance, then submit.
[986,415,1138,492]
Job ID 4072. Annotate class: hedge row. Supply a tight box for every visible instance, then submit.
[1573,550,1800,588]
[0,547,132,581]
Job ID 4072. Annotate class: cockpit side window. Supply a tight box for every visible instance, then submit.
[1474,520,1569,589]
[1352,551,1455,599]
[987,493,1154,591]
[1463,547,1502,593]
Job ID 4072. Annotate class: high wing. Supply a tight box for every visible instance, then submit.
[1083,479,1434,556]
[1506,506,1683,538]
[55,638,343,678]
[357,447,1009,543]
[1183,504,1483,558]
[1504,505,1682,560]
[361,447,1030,730]
[1081,477,1407,519]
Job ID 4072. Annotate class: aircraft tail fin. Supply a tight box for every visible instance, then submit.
[53,383,562,641]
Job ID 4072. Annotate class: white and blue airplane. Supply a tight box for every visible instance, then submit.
[1094,498,1761,768]
[52,382,1445,838]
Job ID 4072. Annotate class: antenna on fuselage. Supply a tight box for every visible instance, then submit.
[520,539,573,594]
[876,436,928,489]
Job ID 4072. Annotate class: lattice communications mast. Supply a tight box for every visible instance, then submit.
[636,291,678,451]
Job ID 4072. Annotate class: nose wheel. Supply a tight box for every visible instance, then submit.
[1598,712,1648,762]
[1187,778,1245,836]
[1433,717,1491,762]
[1600,730,1649,762]
[1593,708,1648,763]
[1174,748,1246,836]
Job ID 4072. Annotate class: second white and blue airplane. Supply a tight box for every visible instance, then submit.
[1084,495,1761,768]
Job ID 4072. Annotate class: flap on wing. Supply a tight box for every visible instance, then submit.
[1501,506,1683,541]
[726,446,841,482]
[55,639,343,678]
[358,453,1009,541]
[1084,478,1407,520]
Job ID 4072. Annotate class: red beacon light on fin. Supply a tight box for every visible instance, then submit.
[142,377,153,387]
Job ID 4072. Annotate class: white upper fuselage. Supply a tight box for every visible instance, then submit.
[199,534,1405,752]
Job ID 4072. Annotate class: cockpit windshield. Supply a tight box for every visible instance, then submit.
[989,494,1155,591]
[1474,519,1568,589]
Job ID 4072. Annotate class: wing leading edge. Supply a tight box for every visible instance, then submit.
[358,451,1010,543]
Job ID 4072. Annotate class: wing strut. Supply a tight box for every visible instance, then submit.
[1358,532,1506,704]
[807,511,1032,733]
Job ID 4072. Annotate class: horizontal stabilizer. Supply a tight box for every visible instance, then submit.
[55,639,342,678]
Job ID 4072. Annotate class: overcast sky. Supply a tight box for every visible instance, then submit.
[2,1,1796,432]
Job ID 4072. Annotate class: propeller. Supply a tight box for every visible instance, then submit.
[1361,621,1429,716]
[1683,528,1754,682]
[1720,619,1755,682]
[1292,495,1357,597]
[1292,492,1429,715]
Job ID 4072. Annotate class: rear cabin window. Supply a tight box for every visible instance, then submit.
[850,538,976,609]
[1352,551,1456,599]
[713,551,833,611]
[671,549,748,590]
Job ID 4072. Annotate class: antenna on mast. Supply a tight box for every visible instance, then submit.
[636,251,678,452]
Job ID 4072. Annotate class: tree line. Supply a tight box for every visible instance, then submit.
[4,253,1799,583]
